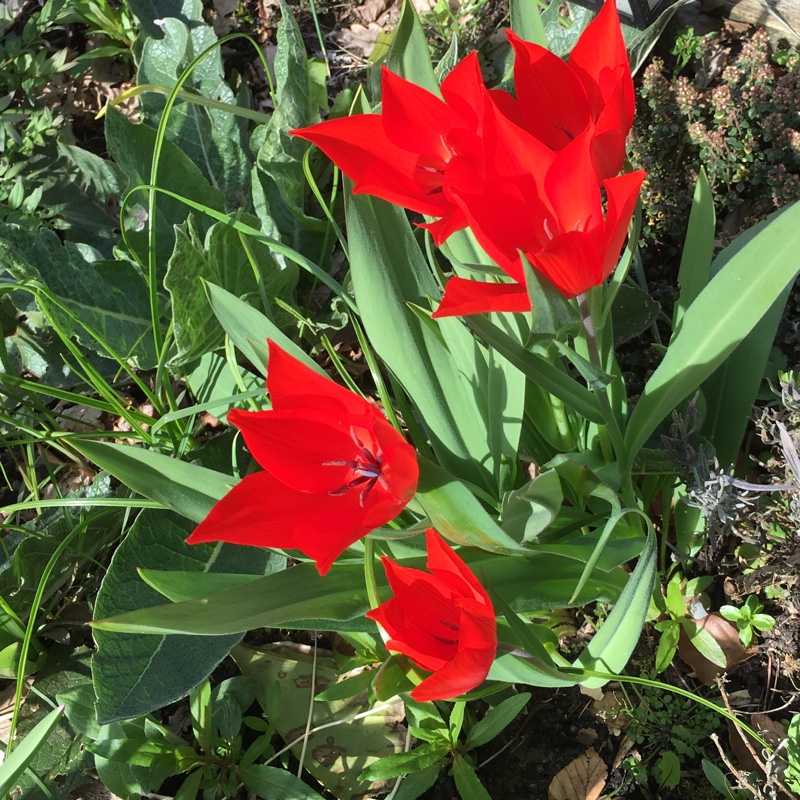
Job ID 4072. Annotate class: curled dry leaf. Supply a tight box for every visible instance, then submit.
[548,747,608,800]
[677,612,757,684]
[728,714,788,777]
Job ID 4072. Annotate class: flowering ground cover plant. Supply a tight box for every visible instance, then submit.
[3,0,800,797]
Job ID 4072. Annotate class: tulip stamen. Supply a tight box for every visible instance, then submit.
[324,427,389,505]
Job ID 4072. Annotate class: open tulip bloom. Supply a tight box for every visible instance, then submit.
[187,341,419,575]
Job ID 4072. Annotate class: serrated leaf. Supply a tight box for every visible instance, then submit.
[104,104,225,268]
[135,3,250,202]
[0,223,156,367]
[92,508,283,722]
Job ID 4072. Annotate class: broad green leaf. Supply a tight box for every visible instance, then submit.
[73,438,233,523]
[134,1,250,201]
[92,508,282,723]
[205,281,321,376]
[165,216,221,365]
[541,2,593,58]
[674,167,715,329]
[105,105,224,267]
[452,755,492,800]
[238,765,325,800]
[465,693,530,749]
[251,0,327,264]
[93,550,628,636]
[624,201,800,463]
[415,458,532,555]
[57,684,103,740]
[0,705,64,796]
[235,643,405,797]
[47,141,125,253]
[702,284,792,469]
[573,530,657,686]
[0,224,156,367]
[611,284,660,343]
[510,0,547,46]
[346,191,495,490]
[165,215,297,367]
[385,0,438,93]
[655,750,682,790]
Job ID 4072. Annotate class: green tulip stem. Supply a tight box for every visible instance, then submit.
[577,293,637,509]
[364,537,382,610]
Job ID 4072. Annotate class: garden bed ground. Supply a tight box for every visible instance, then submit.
[2,0,800,798]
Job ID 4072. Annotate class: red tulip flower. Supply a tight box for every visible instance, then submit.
[434,127,645,316]
[291,53,494,242]
[367,530,497,701]
[507,0,635,181]
[187,341,419,576]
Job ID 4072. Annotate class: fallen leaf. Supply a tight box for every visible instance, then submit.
[677,612,757,684]
[590,689,631,736]
[548,748,608,800]
[334,22,384,60]
[357,0,388,23]
[728,714,787,775]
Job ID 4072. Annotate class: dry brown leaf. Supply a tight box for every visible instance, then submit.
[357,0,389,23]
[548,748,608,800]
[728,714,787,774]
[334,22,384,60]
[677,612,757,684]
[590,689,631,736]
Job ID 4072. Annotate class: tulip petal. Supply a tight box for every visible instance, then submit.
[569,0,633,126]
[508,29,590,149]
[410,643,494,701]
[226,408,360,493]
[432,276,531,318]
[440,52,486,131]
[381,67,466,161]
[601,169,646,279]
[186,471,379,575]
[266,340,369,417]
[543,133,604,236]
[425,530,493,602]
[292,116,453,217]
[529,231,604,298]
